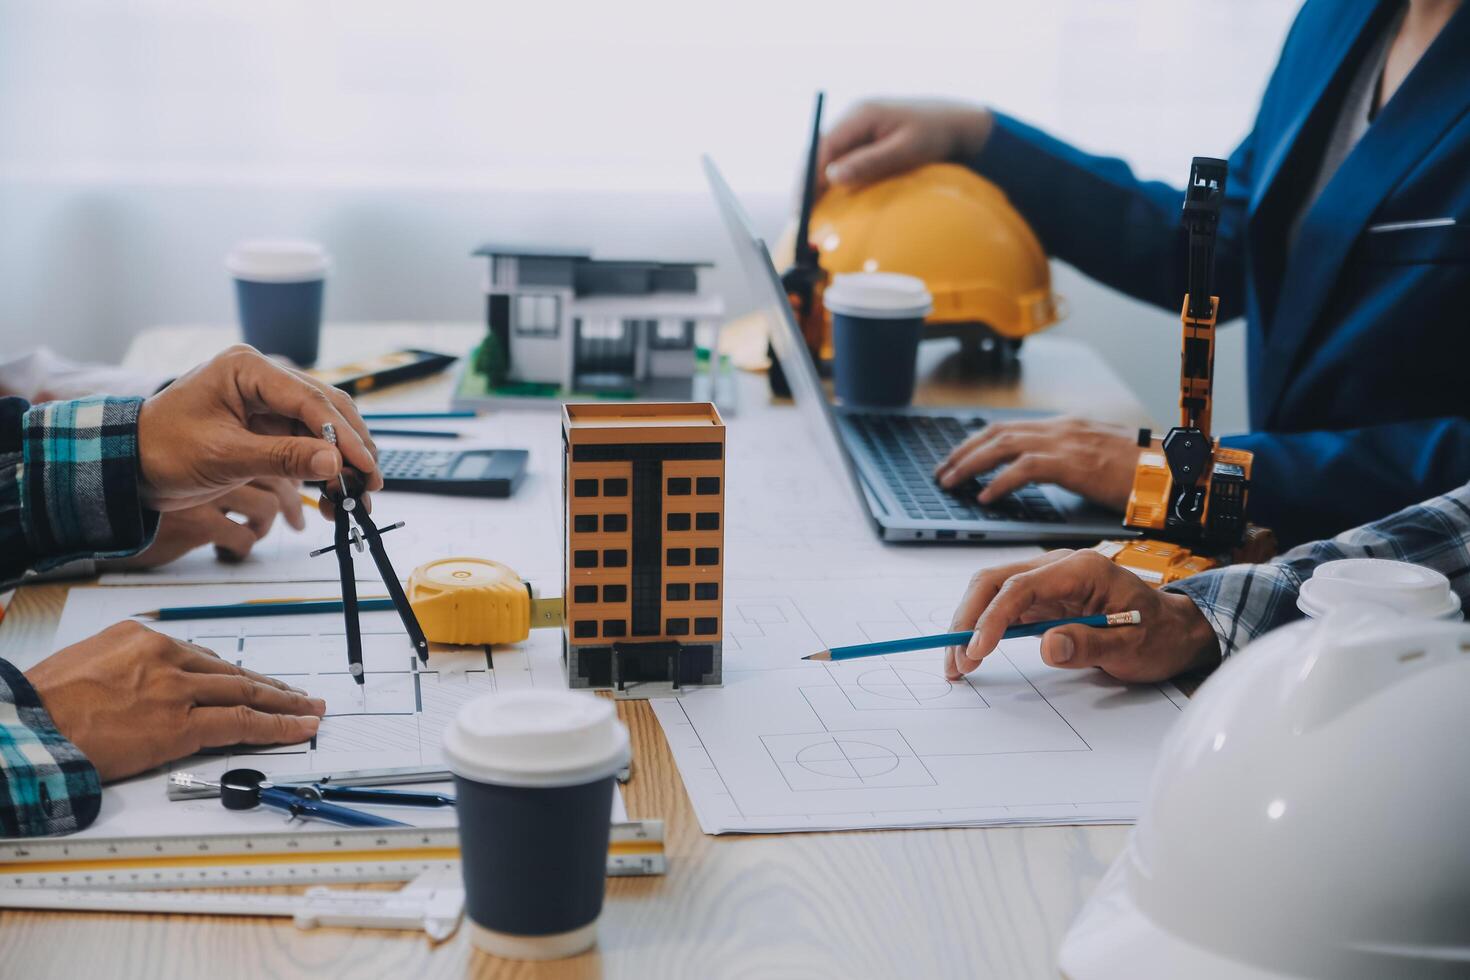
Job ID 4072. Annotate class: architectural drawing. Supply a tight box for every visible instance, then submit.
[652,576,1188,834]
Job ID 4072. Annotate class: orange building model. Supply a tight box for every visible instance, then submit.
[562,402,725,695]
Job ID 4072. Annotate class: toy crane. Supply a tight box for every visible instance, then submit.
[1099,158,1272,587]
[770,91,830,397]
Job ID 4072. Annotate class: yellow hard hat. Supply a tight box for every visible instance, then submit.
[778,163,1061,340]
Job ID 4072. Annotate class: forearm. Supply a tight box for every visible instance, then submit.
[1167,481,1470,657]
[0,658,101,837]
[1221,418,1470,547]
[0,396,158,586]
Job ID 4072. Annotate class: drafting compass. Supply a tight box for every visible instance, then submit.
[310,423,429,684]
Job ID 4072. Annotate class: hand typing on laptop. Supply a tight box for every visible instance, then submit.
[935,416,1140,511]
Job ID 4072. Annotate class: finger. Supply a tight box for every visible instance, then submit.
[939,432,1036,489]
[958,558,1095,675]
[234,354,378,478]
[944,552,1072,679]
[1040,624,1137,671]
[825,129,924,186]
[979,452,1066,503]
[175,642,307,695]
[817,106,882,180]
[190,673,326,716]
[218,483,281,540]
[202,510,259,562]
[259,477,306,531]
[938,420,1050,476]
[189,705,321,750]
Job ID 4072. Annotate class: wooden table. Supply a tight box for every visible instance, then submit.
[0,325,1151,980]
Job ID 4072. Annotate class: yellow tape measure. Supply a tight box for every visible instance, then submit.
[407,557,563,646]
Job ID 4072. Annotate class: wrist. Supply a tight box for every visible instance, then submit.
[951,106,995,160]
[1164,592,1222,674]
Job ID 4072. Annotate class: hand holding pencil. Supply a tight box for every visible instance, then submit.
[942,549,1224,684]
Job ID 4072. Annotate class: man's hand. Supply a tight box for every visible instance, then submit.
[818,99,994,191]
[136,345,379,514]
[103,478,306,569]
[946,550,1220,683]
[25,622,326,782]
[935,416,1141,512]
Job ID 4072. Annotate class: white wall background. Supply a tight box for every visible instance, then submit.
[0,0,1299,431]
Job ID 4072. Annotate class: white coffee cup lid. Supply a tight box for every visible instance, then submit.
[442,690,630,789]
[1297,558,1463,621]
[226,239,331,283]
[823,272,933,319]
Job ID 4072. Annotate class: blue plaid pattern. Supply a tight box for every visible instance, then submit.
[1,394,158,836]
[1167,483,1470,658]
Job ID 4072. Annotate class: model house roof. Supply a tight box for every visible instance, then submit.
[473,244,713,297]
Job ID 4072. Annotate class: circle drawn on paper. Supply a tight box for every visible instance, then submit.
[857,667,953,701]
[795,739,900,779]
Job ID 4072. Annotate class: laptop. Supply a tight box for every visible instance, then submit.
[703,155,1136,543]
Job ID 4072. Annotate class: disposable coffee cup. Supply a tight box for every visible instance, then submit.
[226,239,331,366]
[825,272,933,407]
[1297,558,1463,621]
[442,690,631,960]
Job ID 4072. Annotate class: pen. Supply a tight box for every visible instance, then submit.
[802,611,1142,662]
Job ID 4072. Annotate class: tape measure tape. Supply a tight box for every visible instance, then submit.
[407,557,563,646]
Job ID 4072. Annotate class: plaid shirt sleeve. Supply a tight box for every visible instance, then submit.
[1166,482,1470,658]
[1,395,157,584]
[0,394,159,836]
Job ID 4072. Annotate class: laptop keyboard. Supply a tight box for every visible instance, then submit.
[845,413,1064,524]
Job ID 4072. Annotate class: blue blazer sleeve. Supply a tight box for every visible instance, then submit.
[968,113,1253,322]
[1222,419,1470,547]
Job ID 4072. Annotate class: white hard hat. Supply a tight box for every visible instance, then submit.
[1058,611,1470,979]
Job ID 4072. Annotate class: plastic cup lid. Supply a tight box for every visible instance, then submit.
[823,272,933,319]
[226,239,331,283]
[1297,558,1462,621]
[441,689,630,789]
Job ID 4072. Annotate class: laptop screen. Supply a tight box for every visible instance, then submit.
[701,155,874,521]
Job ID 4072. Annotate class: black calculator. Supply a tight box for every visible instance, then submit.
[378,448,528,497]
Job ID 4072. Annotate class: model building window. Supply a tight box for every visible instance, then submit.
[667,477,691,495]
[603,584,627,602]
[648,319,694,350]
[574,620,597,638]
[666,618,690,636]
[574,514,598,533]
[695,617,719,636]
[602,619,627,637]
[695,547,719,566]
[515,294,560,337]
[696,477,720,495]
[667,548,691,566]
[574,550,598,568]
[603,549,628,568]
[579,319,626,340]
[574,479,599,497]
[603,478,628,497]
[666,583,691,601]
[695,582,718,601]
[604,513,628,533]
[574,585,598,603]
[667,512,691,531]
[695,512,719,530]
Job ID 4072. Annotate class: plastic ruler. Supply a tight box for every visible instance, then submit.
[0,867,467,940]
[0,820,665,890]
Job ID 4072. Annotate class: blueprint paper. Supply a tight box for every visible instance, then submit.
[15,583,617,840]
[651,575,1187,834]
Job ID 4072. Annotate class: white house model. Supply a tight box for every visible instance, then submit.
[472,245,724,401]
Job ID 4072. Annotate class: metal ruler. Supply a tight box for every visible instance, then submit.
[0,820,665,890]
[0,868,467,940]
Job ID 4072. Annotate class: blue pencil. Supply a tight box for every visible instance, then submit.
[137,598,398,622]
[802,611,1142,662]
[360,411,476,421]
[368,427,461,439]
